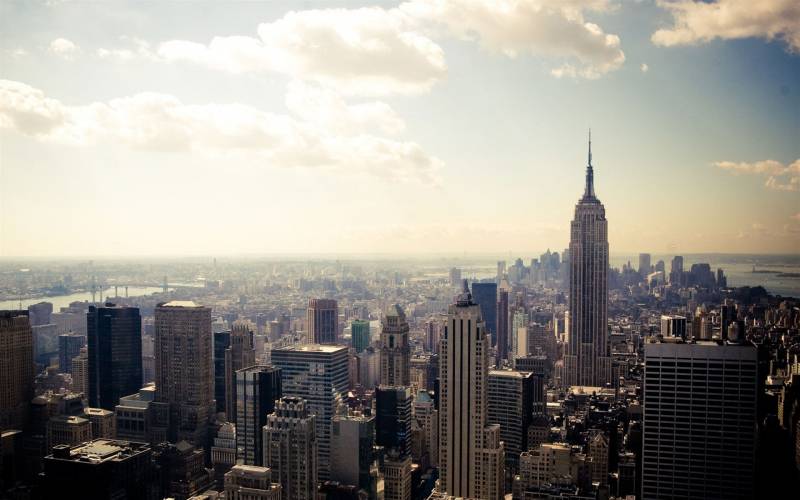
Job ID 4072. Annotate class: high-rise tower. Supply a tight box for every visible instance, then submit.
[437,281,504,500]
[0,310,34,430]
[87,304,143,411]
[307,299,338,345]
[565,133,611,387]
[380,304,410,387]
[153,301,215,446]
[225,321,256,422]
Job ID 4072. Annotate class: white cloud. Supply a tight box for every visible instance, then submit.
[640,62,649,72]
[97,37,155,61]
[156,7,447,96]
[715,159,800,192]
[0,79,441,183]
[100,1,625,92]
[652,0,800,52]
[48,38,79,59]
[399,0,625,79]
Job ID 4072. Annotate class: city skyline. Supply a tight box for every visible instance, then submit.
[1,0,799,257]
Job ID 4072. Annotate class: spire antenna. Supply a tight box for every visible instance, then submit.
[588,128,592,166]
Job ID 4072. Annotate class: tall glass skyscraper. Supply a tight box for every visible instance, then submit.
[471,282,497,345]
[87,304,142,411]
[565,136,611,387]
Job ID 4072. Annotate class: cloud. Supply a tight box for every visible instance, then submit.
[0,79,441,183]
[399,0,625,79]
[640,63,649,72]
[100,1,625,91]
[48,38,79,59]
[714,158,800,192]
[155,7,447,96]
[652,0,800,53]
[97,37,155,61]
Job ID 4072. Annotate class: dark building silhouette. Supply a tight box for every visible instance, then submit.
[496,289,509,364]
[42,439,156,500]
[58,333,85,374]
[87,304,142,411]
[235,365,282,466]
[375,385,412,457]
[471,282,497,344]
[214,330,231,414]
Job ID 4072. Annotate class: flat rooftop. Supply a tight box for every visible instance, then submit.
[273,343,347,353]
[159,300,203,308]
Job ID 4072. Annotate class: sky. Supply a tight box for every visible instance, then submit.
[0,0,798,258]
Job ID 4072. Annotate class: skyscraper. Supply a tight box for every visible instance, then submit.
[350,319,370,353]
[71,347,88,396]
[496,288,509,365]
[375,386,412,457]
[487,370,535,472]
[214,330,231,414]
[87,304,143,410]
[226,321,256,422]
[471,282,497,345]
[271,344,349,479]
[57,332,85,374]
[380,305,410,387]
[224,464,282,500]
[437,282,504,500]
[235,365,282,465]
[153,301,215,446]
[638,253,652,276]
[330,411,376,491]
[307,298,338,345]
[263,396,318,500]
[565,136,611,387]
[0,310,34,430]
[642,340,757,499]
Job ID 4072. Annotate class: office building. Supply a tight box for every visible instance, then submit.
[413,390,438,467]
[0,310,34,430]
[47,415,92,448]
[660,315,687,340]
[380,305,410,387]
[330,411,376,490]
[115,384,155,443]
[271,344,348,479]
[263,397,318,500]
[565,137,611,387]
[471,282,498,345]
[639,253,652,276]
[642,340,757,499]
[71,346,88,396]
[307,298,338,345]
[87,304,142,410]
[154,301,215,446]
[437,282,504,500]
[212,422,237,490]
[57,332,85,374]
[214,330,231,414]
[496,289,509,365]
[84,407,115,439]
[42,440,155,499]
[375,385,412,456]
[224,464,282,500]
[588,431,609,485]
[351,319,371,353]
[226,321,257,422]
[487,370,534,471]
[383,451,412,500]
[236,365,282,465]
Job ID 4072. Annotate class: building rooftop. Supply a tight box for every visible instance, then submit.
[84,408,113,417]
[489,369,530,379]
[159,300,203,308]
[273,343,347,354]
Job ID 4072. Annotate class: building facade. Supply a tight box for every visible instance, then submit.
[226,321,257,422]
[0,310,34,430]
[307,298,338,345]
[380,305,411,387]
[87,304,142,410]
[235,365,282,465]
[263,397,318,500]
[565,138,611,387]
[642,341,757,500]
[437,282,504,500]
[153,301,215,446]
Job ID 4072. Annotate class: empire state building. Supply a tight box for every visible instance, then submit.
[565,134,611,387]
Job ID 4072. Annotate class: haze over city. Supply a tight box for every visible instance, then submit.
[1,0,798,257]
